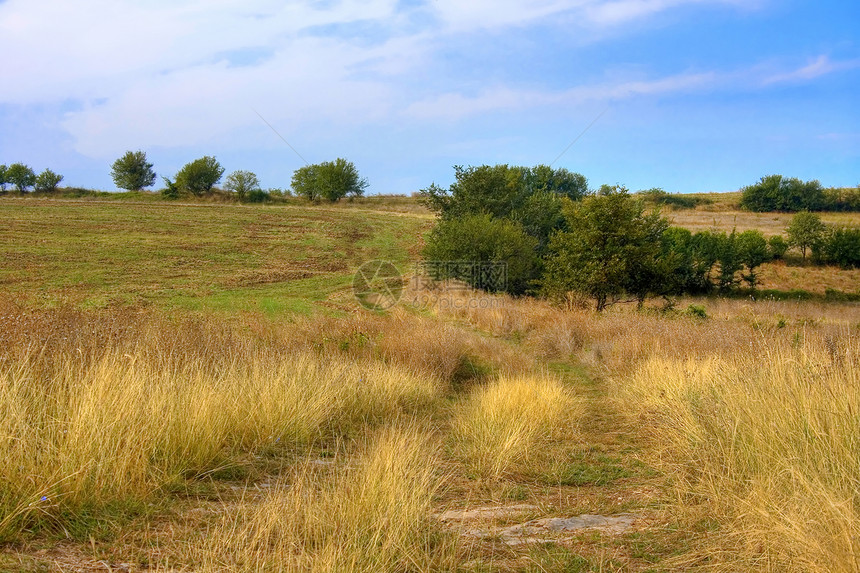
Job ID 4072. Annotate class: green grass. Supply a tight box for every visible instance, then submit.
[0,199,430,313]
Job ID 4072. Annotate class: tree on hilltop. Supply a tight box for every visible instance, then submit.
[35,169,63,192]
[7,163,36,192]
[291,158,367,202]
[175,156,224,196]
[111,150,157,191]
[224,170,260,200]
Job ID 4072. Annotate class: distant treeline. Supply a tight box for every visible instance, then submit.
[420,165,860,310]
[0,152,368,204]
[740,174,860,212]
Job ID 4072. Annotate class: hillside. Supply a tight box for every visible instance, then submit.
[0,198,431,314]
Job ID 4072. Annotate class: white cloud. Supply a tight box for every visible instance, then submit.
[0,0,825,160]
[405,71,716,120]
[0,0,403,103]
[428,0,584,31]
[583,0,754,25]
[59,35,400,156]
[427,0,756,30]
[763,55,860,85]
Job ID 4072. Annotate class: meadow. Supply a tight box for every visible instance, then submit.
[0,195,858,572]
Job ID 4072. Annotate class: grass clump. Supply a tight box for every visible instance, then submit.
[0,347,442,540]
[206,424,453,572]
[619,338,860,571]
[451,374,582,479]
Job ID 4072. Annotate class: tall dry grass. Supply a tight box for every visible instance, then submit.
[422,288,860,568]
[451,374,583,479]
[0,345,442,539]
[619,332,860,571]
[204,424,453,573]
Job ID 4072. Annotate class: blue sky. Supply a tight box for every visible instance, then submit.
[1,0,858,194]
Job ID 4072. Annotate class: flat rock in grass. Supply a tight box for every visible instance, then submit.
[502,513,637,536]
[436,504,539,522]
[459,513,638,546]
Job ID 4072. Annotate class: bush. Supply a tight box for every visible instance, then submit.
[822,186,860,212]
[160,177,180,199]
[639,188,699,209]
[768,235,789,259]
[736,229,770,288]
[822,227,860,269]
[224,170,260,200]
[685,304,708,319]
[111,151,156,191]
[244,188,270,203]
[421,164,587,221]
[740,175,825,212]
[420,164,587,255]
[174,156,224,196]
[422,213,538,295]
[34,169,63,192]
[660,228,720,294]
[291,158,367,202]
[0,164,7,192]
[715,231,744,291]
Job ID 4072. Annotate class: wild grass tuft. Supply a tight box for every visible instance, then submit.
[205,424,454,572]
[451,374,583,479]
[620,336,860,571]
[0,347,442,539]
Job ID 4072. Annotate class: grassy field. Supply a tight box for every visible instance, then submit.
[0,198,430,314]
[0,196,858,572]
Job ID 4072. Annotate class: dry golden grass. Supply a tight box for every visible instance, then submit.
[620,337,860,571]
[204,424,454,573]
[665,208,858,236]
[451,374,583,480]
[421,288,860,569]
[0,341,443,540]
[756,260,860,294]
[273,308,533,382]
[2,286,859,571]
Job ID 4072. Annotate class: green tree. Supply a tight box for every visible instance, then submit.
[290,158,368,202]
[715,231,743,291]
[786,211,826,260]
[34,169,63,192]
[420,164,588,221]
[540,187,669,311]
[659,228,719,295]
[290,164,320,201]
[511,190,566,256]
[422,214,538,295]
[175,156,224,196]
[821,227,860,269]
[6,163,36,192]
[781,177,824,211]
[420,164,526,219]
[419,164,588,256]
[224,170,260,200]
[736,229,770,288]
[111,150,156,191]
[525,165,588,201]
[740,175,783,212]
[0,164,7,191]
